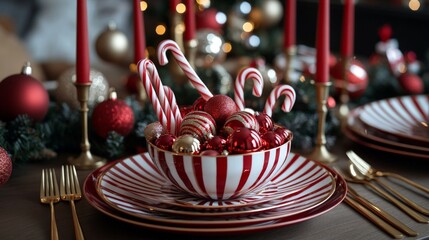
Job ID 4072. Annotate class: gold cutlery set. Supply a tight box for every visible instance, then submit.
[337,150,429,239]
[40,165,84,240]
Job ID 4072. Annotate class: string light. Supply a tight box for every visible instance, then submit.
[409,0,420,11]
[177,3,186,14]
[242,22,254,32]
[223,42,232,53]
[155,24,167,35]
[140,1,147,11]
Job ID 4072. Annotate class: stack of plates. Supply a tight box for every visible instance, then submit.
[83,152,346,235]
[345,95,429,160]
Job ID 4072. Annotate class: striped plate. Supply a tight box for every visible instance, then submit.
[96,152,336,224]
[359,95,429,144]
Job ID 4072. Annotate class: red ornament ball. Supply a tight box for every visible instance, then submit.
[92,93,135,139]
[378,24,392,42]
[125,72,140,94]
[274,126,291,144]
[398,73,424,94]
[261,131,283,149]
[179,111,217,142]
[196,8,223,33]
[255,112,273,133]
[0,147,12,186]
[192,97,207,111]
[155,134,177,151]
[227,127,262,154]
[0,73,49,122]
[179,105,194,117]
[204,95,238,126]
[200,149,220,156]
[204,135,226,152]
[330,59,368,99]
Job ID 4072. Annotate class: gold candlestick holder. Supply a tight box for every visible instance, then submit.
[337,57,351,128]
[284,46,297,83]
[68,82,106,169]
[308,81,337,164]
[185,39,197,70]
[170,12,184,52]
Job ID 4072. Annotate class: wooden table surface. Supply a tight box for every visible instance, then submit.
[1,137,428,240]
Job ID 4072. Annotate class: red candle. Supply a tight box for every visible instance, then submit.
[184,0,196,41]
[76,0,90,84]
[170,0,180,13]
[283,0,296,49]
[134,0,146,62]
[340,0,354,58]
[315,0,330,83]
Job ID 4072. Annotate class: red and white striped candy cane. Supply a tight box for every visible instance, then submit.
[137,59,176,134]
[157,40,213,101]
[263,85,296,117]
[163,85,182,133]
[234,67,264,110]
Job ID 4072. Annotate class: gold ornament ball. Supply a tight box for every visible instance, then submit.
[55,68,110,109]
[96,23,129,64]
[251,0,283,28]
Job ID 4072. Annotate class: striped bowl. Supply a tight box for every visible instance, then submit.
[147,134,293,200]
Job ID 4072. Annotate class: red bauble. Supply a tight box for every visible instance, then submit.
[196,8,223,33]
[179,106,194,117]
[378,24,392,42]
[179,111,217,142]
[125,72,140,94]
[398,73,424,94]
[0,147,12,186]
[227,127,262,154]
[204,135,226,152]
[274,126,291,144]
[200,149,220,156]
[155,134,177,151]
[0,70,49,122]
[192,97,207,111]
[223,111,259,135]
[261,131,283,149]
[255,112,273,133]
[204,95,238,126]
[92,92,135,139]
[331,59,368,99]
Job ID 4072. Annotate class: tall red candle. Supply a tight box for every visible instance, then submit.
[170,0,180,13]
[76,0,90,84]
[283,0,296,49]
[340,0,354,58]
[134,0,146,62]
[315,0,330,83]
[184,0,196,41]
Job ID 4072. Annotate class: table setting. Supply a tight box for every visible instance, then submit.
[0,0,429,240]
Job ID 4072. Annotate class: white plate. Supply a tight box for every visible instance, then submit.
[96,152,336,224]
[359,95,429,144]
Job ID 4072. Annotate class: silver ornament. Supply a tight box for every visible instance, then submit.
[55,68,109,109]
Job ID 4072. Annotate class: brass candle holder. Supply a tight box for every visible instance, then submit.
[284,46,297,83]
[68,82,106,169]
[337,57,351,128]
[307,81,337,164]
[185,39,198,69]
[170,12,184,52]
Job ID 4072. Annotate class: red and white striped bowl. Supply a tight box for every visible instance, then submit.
[147,134,293,200]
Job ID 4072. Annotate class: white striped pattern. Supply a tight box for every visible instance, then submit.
[97,152,335,223]
[157,40,213,101]
[163,86,182,131]
[234,67,264,110]
[224,111,260,133]
[263,85,296,117]
[148,138,292,200]
[359,95,429,143]
[179,111,217,142]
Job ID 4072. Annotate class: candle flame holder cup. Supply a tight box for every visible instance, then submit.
[68,82,106,169]
[307,81,337,164]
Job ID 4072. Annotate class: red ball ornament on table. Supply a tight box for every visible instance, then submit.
[227,127,262,154]
[92,90,135,139]
[0,63,49,122]
[204,95,238,126]
[0,147,12,186]
[398,73,424,94]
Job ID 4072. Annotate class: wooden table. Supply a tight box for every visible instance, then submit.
[1,137,428,240]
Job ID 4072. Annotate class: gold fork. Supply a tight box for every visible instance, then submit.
[40,168,60,240]
[60,165,85,240]
[347,151,429,216]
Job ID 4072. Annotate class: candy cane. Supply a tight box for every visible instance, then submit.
[137,59,176,134]
[263,85,296,117]
[234,67,264,110]
[163,85,182,133]
[157,40,213,101]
